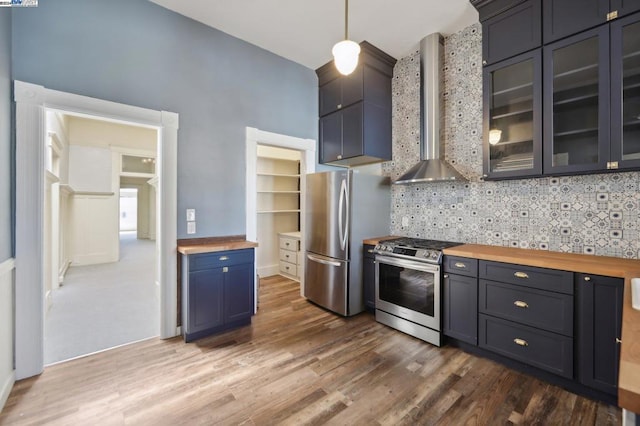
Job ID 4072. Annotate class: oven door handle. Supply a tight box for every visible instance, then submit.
[307,253,341,267]
[375,255,441,273]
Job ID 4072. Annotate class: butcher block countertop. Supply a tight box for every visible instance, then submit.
[363,235,400,246]
[177,235,258,255]
[443,243,640,413]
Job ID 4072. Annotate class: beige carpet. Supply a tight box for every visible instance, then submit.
[44,232,159,365]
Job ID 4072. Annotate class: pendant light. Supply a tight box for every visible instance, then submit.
[332,0,360,75]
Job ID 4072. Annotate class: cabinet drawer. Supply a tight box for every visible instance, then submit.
[443,256,478,277]
[279,237,299,251]
[279,260,297,277]
[479,261,573,294]
[479,314,573,378]
[479,279,573,336]
[279,248,297,264]
[189,249,254,271]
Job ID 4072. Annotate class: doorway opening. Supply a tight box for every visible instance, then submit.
[245,127,316,305]
[120,188,138,233]
[43,112,160,365]
[14,80,178,379]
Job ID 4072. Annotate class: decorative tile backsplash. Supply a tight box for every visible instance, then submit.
[382,23,640,259]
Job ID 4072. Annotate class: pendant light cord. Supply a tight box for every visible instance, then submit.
[344,0,349,40]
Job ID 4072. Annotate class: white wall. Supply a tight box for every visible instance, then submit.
[0,259,15,411]
[67,115,157,151]
[69,194,119,265]
[64,116,158,265]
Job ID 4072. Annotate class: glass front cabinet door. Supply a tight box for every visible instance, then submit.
[543,26,610,174]
[611,13,640,170]
[483,50,542,179]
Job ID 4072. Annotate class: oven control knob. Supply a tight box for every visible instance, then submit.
[431,252,439,259]
[374,244,380,251]
[386,246,393,252]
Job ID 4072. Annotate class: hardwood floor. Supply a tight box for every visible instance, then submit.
[1,275,621,425]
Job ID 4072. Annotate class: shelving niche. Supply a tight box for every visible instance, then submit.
[255,145,301,278]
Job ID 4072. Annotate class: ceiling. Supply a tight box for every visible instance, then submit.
[149,0,479,70]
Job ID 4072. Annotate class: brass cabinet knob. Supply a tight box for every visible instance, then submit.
[584,276,591,281]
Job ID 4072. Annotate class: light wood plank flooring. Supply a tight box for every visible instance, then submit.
[1,275,620,425]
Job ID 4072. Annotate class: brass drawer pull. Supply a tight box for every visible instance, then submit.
[367,249,374,253]
[514,300,529,309]
[514,272,529,279]
[219,256,229,261]
[584,276,591,282]
[454,262,467,268]
[513,338,528,347]
[222,267,228,273]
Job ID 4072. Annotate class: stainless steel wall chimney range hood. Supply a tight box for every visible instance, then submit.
[395,34,467,184]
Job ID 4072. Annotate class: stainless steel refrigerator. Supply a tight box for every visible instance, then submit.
[304,170,390,316]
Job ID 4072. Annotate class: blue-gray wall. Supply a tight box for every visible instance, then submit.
[0,9,11,262]
[11,0,318,238]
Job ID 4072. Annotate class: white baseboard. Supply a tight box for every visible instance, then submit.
[72,253,118,266]
[58,260,70,283]
[0,370,15,413]
[0,258,15,412]
[0,258,14,276]
[258,264,279,277]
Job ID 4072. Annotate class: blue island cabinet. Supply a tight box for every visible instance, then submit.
[181,249,255,342]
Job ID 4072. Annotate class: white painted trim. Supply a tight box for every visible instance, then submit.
[58,260,70,283]
[14,80,179,380]
[0,370,14,414]
[0,258,15,276]
[245,127,316,307]
[0,258,15,412]
[72,191,115,197]
[257,264,280,277]
[47,132,63,156]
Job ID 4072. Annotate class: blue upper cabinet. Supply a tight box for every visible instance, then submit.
[543,0,609,44]
[543,0,640,44]
[482,0,542,66]
[316,42,396,167]
[543,26,610,175]
[610,13,640,170]
[473,0,640,178]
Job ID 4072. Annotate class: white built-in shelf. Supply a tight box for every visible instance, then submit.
[257,172,300,178]
[257,209,300,214]
[257,190,301,194]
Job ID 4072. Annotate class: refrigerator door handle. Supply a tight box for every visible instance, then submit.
[307,253,341,267]
[338,178,348,251]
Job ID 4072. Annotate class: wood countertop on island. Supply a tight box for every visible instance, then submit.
[177,235,258,255]
[443,243,640,413]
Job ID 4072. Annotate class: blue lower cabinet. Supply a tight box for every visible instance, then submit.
[182,249,255,342]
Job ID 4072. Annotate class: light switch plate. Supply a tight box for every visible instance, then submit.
[186,209,196,221]
[187,221,196,234]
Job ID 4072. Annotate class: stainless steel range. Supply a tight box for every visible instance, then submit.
[374,237,462,346]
